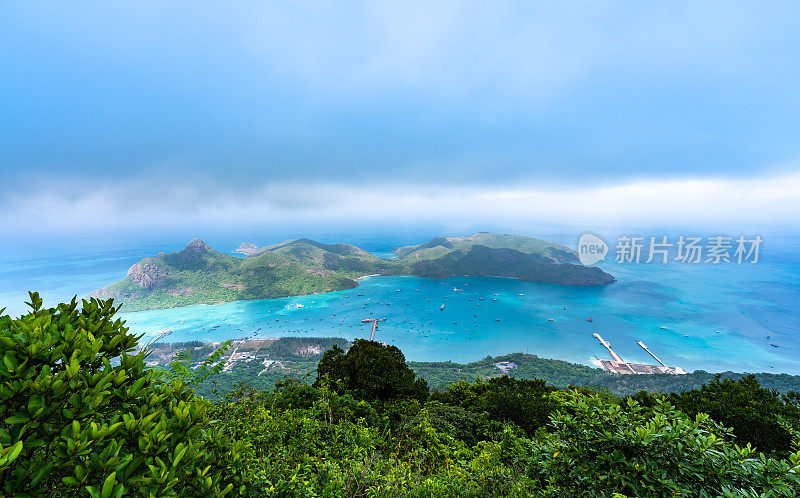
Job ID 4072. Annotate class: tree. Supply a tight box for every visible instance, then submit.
[315,339,428,402]
[0,293,245,496]
[668,374,800,456]
[432,376,557,435]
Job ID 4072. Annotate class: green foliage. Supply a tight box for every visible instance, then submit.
[668,374,800,457]
[3,294,800,496]
[167,339,230,387]
[410,352,800,396]
[0,293,245,496]
[315,339,429,402]
[532,392,800,496]
[432,376,558,435]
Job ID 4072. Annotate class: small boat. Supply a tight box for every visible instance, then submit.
[587,317,593,322]
[453,288,464,292]
[660,326,667,330]
[771,343,779,348]
[440,304,445,311]
[548,318,554,322]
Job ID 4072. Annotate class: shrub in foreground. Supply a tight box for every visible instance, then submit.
[0,293,245,496]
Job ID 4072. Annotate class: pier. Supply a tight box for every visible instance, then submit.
[593,333,686,375]
[362,318,386,341]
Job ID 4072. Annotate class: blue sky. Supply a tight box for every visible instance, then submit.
[2,2,800,232]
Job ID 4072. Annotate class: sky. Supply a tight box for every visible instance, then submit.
[2,1,800,233]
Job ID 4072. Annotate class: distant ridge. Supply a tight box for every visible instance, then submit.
[92,233,614,311]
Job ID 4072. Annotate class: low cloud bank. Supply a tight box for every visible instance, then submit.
[4,172,800,235]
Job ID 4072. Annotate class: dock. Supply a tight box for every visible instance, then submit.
[593,333,687,375]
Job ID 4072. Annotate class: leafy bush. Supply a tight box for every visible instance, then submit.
[3,294,800,497]
[432,376,558,435]
[668,374,800,457]
[315,339,429,402]
[531,392,800,496]
[0,293,245,496]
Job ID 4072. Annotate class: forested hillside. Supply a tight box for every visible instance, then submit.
[2,294,799,496]
[92,233,614,311]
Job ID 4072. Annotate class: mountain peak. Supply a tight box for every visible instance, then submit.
[185,238,211,252]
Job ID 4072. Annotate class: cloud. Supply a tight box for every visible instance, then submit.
[3,1,800,187]
[4,172,800,234]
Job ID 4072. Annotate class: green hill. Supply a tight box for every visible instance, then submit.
[93,233,614,311]
[393,232,576,261]
[5,296,800,496]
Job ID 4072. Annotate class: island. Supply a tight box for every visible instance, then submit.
[92,232,615,311]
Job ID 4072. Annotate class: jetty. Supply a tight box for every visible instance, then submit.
[593,333,687,375]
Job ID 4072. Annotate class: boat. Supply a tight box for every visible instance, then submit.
[440,305,445,311]
[771,343,779,348]
[660,326,667,330]
[587,317,593,322]
[453,288,464,292]
[548,318,554,322]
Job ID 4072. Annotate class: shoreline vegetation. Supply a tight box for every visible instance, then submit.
[143,336,800,399]
[2,294,799,496]
[91,232,614,312]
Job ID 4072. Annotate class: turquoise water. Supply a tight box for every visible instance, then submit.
[2,229,799,374]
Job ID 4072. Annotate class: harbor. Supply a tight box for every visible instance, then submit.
[119,274,796,375]
[593,333,687,375]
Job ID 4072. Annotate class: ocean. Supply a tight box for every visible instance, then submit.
[2,227,798,374]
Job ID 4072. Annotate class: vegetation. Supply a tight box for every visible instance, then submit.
[315,339,429,402]
[144,339,800,401]
[0,293,245,496]
[92,233,614,311]
[410,352,800,396]
[3,295,799,496]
